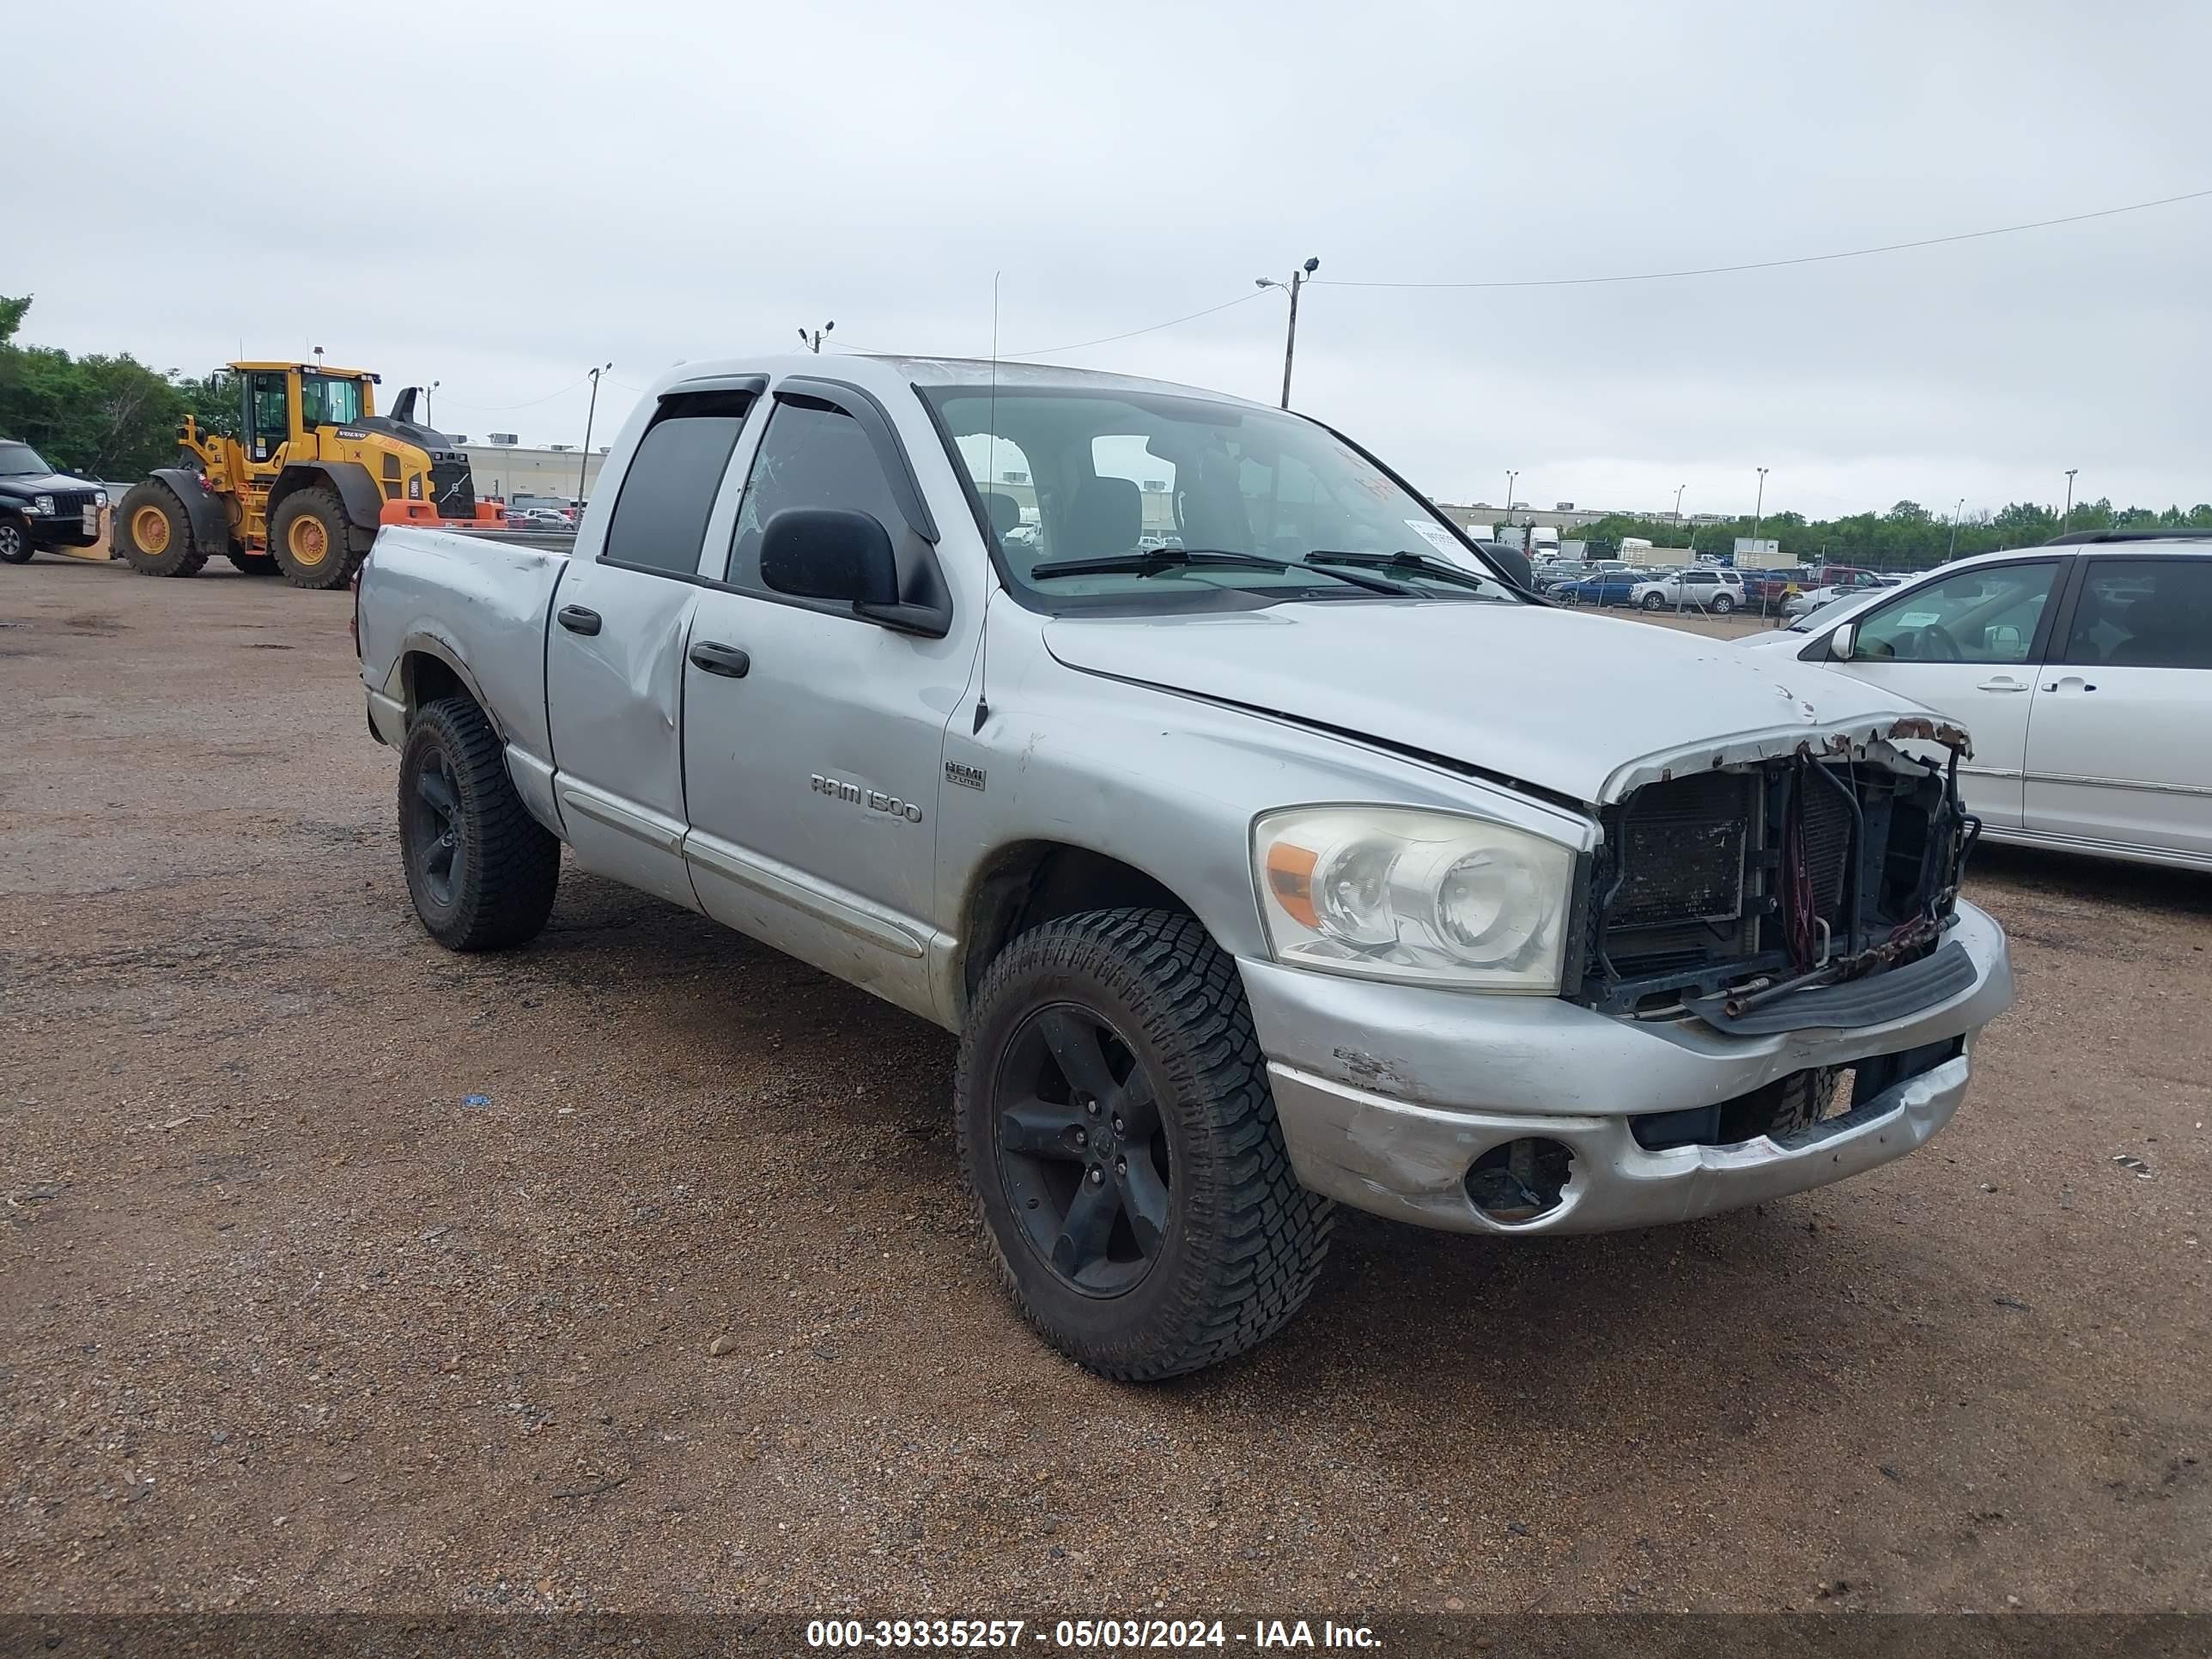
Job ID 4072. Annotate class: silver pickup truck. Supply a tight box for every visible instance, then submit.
[357,355,2014,1380]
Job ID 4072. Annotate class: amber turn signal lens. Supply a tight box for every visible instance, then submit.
[1264,842,1319,927]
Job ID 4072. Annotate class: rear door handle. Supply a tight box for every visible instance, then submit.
[556,605,602,636]
[689,640,750,679]
[1975,676,2028,692]
[2041,678,2097,693]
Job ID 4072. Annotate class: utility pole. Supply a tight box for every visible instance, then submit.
[2063,467,2078,532]
[798,322,835,354]
[1255,258,1319,409]
[1948,496,1966,561]
[579,362,613,505]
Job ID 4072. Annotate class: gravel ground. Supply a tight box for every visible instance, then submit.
[2,559,2206,1618]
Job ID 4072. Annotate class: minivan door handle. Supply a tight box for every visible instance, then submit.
[556,605,602,636]
[689,641,751,679]
[1975,675,2028,693]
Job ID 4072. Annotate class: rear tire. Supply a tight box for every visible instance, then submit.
[398,697,561,951]
[0,513,31,564]
[957,908,1334,1381]
[1711,593,1735,614]
[269,486,363,589]
[114,483,207,576]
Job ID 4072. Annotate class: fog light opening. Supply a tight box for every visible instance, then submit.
[1464,1137,1574,1224]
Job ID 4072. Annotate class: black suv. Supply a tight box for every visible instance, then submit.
[0,441,108,564]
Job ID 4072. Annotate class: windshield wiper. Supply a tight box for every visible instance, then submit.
[1304,549,1504,594]
[1029,546,1407,594]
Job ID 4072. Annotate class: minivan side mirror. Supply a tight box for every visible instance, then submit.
[1828,623,1856,661]
[757,508,951,637]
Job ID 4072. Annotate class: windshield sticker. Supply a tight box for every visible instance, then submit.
[1404,520,1473,563]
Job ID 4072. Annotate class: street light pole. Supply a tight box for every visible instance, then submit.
[1504,471,1519,536]
[426,380,439,427]
[1255,258,1319,409]
[1751,466,1769,559]
[578,362,613,505]
[1949,496,1966,560]
[798,322,835,354]
[2063,468,2078,532]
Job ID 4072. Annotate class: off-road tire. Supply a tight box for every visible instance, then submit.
[114,483,207,576]
[228,550,280,576]
[0,513,31,564]
[957,908,1334,1381]
[398,696,561,951]
[269,485,364,589]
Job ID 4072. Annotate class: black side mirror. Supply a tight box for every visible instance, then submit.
[760,507,898,605]
[757,507,950,637]
[1489,544,1534,591]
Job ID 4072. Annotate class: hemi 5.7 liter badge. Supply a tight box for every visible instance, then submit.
[945,762,987,792]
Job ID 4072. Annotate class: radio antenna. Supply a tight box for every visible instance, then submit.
[972,270,1001,735]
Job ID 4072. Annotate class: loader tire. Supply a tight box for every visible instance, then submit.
[269,486,360,589]
[398,696,561,952]
[114,483,207,577]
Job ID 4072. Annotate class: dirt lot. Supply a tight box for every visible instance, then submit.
[3,559,2207,1619]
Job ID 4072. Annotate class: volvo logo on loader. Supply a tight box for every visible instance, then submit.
[811,774,923,823]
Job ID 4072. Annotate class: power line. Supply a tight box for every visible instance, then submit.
[1000,289,1271,358]
[1312,185,2212,289]
[439,374,595,411]
[809,289,1272,364]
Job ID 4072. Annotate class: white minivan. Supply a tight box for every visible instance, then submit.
[1741,532,2212,871]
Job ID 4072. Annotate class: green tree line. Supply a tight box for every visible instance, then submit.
[0,295,237,480]
[1566,495,2212,571]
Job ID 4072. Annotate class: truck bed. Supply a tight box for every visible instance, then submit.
[356,524,572,769]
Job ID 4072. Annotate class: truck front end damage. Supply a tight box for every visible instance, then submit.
[1242,717,2013,1237]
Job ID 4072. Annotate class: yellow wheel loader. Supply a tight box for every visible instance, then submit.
[114,363,503,590]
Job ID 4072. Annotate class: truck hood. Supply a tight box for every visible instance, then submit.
[1042,600,1942,805]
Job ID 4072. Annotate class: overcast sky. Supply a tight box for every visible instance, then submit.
[12,0,2209,518]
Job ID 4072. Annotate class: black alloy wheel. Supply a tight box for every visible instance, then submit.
[994,1003,1171,1297]
[407,746,468,911]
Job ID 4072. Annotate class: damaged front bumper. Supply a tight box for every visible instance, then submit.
[1242,898,2013,1235]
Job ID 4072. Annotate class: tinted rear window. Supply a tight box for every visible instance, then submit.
[599,391,753,576]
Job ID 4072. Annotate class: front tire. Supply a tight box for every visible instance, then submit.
[0,513,31,564]
[114,483,207,576]
[957,908,1334,1381]
[269,485,364,589]
[398,697,561,951]
[1640,592,1667,611]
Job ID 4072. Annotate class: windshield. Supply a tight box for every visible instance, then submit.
[299,374,366,428]
[924,386,1517,610]
[0,443,52,477]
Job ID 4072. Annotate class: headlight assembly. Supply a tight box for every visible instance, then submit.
[1254,806,1575,993]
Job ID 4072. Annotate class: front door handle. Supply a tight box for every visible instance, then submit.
[1975,676,2028,693]
[556,605,602,636]
[689,640,751,679]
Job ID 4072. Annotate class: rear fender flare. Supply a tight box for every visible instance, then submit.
[392,630,505,740]
[148,467,231,550]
